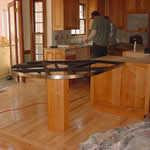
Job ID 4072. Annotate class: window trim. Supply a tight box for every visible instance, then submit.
[71,3,86,36]
[31,0,47,61]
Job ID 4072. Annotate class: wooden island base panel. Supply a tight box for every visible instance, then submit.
[91,56,150,120]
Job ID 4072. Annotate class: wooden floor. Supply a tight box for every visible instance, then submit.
[0,78,139,150]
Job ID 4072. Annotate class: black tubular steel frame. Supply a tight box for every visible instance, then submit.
[12,60,124,80]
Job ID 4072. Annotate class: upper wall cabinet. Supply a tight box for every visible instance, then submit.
[106,0,125,29]
[52,0,79,30]
[127,0,150,12]
[88,0,125,29]
[88,0,99,29]
[127,0,136,11]
[98,0,106,16]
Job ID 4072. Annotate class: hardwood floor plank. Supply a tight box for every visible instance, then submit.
[0,78,138,150]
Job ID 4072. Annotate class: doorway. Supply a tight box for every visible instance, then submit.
[8,0,24,82]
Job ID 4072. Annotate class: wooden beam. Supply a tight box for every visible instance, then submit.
[47,73,69,131]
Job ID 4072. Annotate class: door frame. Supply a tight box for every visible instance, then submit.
[8,0,24,82]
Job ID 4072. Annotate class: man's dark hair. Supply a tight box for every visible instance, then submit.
[104,16,110,20]
[91,10,100,19]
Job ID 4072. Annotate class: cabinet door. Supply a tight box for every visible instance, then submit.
[127,0,150,12]
[72,0,80,29]
[44,50,55,60]
[88,0,99,29]
[52,0,79,30]
[64,0,79,29]
[127,0,137,12]
[137,0,150,11]
[44,50,65,60]
[98,0,105,16]
[55,51,66,60]
[119,0,126,28]
[76,47,90,60]
[64,0,73,29]
[52,0,64,30]
[109,0,125,29]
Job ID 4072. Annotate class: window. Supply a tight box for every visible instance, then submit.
[34,1,45,61]
[71,4,86,35]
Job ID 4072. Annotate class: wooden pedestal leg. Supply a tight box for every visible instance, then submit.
[47,77,69,132]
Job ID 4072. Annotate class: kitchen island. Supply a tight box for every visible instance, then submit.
[44,52,150,131]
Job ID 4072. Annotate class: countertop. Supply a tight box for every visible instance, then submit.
[47,43,145,51]
[96,55,150,64]
[47,43,92,50]
[123,49,145,53]
[108,43,146,50]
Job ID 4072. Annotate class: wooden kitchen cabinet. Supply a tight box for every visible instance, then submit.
[88,0,99,29]
[70,0,80,28]
[107,0,125,29]
[44,47,91,61]
[44,49,66,60]
[107,48,124,56]
[52,0,79,30]
[127,0,137,12]
[98,0,105,16]
[106,0,150,29]
[137,0,150,11]
[88,0,125,29]
[127,0,150,12]
[76,47,91,60]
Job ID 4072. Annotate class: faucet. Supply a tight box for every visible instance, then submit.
[133,39,136,52]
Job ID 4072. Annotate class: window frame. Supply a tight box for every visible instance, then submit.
[71,3,86,36]
[32,0,47,61]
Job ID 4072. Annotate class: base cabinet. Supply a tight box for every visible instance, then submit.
[91,62,150,119]
[44,47,91,61]
[107,48,129,56]
[76,47,91,60]
[44,49,66,60]
[106,0,125,29]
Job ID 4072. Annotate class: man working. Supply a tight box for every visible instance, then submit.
[85,11,110,58]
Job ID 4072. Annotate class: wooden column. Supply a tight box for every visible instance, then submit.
[47,73,69,131]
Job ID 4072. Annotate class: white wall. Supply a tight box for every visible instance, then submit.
[0,0,12,10]
[46,0,52,47]
[0,0,12,39]
[0,47,11,78]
